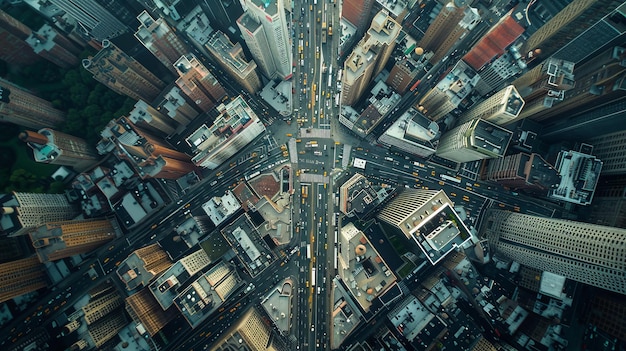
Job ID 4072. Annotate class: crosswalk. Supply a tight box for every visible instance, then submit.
[299,173,329,183]
[299,127,331,139]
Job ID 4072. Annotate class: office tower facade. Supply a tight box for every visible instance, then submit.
[377,108,440,158]
[418,60,481,121]
[458,85,525,125]
[341,0,376,34]
[128,99,178,136]
[5,192,79,237]
[419,1,478,63]
[82,40,166,102]
[82,287,123,325]
[523,46,626,123]
[521,0,625,62]
[25,24,81,69]
[582,290,626,341]
[209,307,286,351]
[174,54,227,112]
[117,243,172,291]
[342,11,400,105]
[206,30,262,94]
[135,11,189,72]
[19,129,99,172]
[48,0,132,40]
[0,78,66,130]
[584,176,626,229]
[189,96,266,169]
[200,0,244,35]
[0,256,48,303]
[156,86,199,126]
[481,209,626,295]
[436,119,513,164]
[126,288,178,336]
[0,9,43,66]
[587,130,626,176]
[98,117,196,179]
[377,189,472,265]
[552,3,626,64]
[463,11,525,71]
[386,57,419,94]
[237,0,292,79]
[481,152,560,193]
[512,58,575,123]
[29,218,118,263]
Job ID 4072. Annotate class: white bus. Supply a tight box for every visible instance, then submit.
[441,174,462,184]
[333,247,338,270]
[245,170,260,181]
[311,267,316,286]
[306,244,311,259]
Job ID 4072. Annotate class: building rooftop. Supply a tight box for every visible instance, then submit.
[25,24,58,54]
[206,30,258,77]
[148,249,211,310]
[338,223,397,312]
[174,261,242,328]
[260,278,294,335]
[221,214,276,277]
[388,295,435,342]
[330,276,363,349]
[468,119,513,158]
[201,190,241,226]
[181,8,213,45]
[436,60,481,108]
[249,0,279,16]
[548,150,602,205]
[339,173,389,218]
[116,244,172,291]
[379,108,440,157]
[188,96,265,168]
[463,12,525,70]
[376,0,409,18]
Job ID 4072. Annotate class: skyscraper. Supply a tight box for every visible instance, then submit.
[83,40,166,102]
[127,99,178,136]
[458,85,525,126]
[341,0,376,34]
[199,0,244,35]
[341,11,400,105]
[521,46,626,124]
[512,58,575,123]
[418,1,478,63]
[584,175,626,229]
[208,307,286,351]
[237,0,292,79]
[521,0,625,62]
[377,189,472,265]
[25,24,81,69]
[462,10,525,70]
[4,192,79,237]
[156,86,199,126]
[587,130,626,176]
[205,30,262,94]
[174,54,227,113]
[0,256,48,303]
[135,11,190,73]
[481,209,626,295]
[189,96,266,169]
[48,0,133,40]
[0,78,66,130]
[481,152,560,193]
[0,9,45,66]
[97,117,197,179]
[19,128,99,172]
[435,119,513,164]
[29,218,119,263]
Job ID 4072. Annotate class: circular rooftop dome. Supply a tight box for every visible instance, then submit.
[355,244,367,256]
